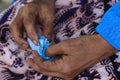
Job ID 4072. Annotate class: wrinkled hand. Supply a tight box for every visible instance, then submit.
[10,1,54,49]
[28,35,117,80]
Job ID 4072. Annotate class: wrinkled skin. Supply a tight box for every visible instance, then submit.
[28,35,117,80]
[10,0,55,49]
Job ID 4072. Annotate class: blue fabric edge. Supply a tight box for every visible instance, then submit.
[96,2,120,50]
[10,0,16,5]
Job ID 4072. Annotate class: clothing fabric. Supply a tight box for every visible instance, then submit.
[96,1,120,50]
[0,0,120,80]
[27,35,54,60]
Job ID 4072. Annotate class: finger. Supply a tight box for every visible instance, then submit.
[46,43,65,57]
[39,6,54,41]
[28,58,65,79]
[30,52,73,79]
[10,9,28,49]
[32,53,62,72]
[23,3,39,45]
[28,58,40,72]
[28,52,54,73]
[24,23,38,45]
[34,64,73,80]
[32,51,44,62]
[11,24,28,49]
[27,38,38,50]
[42,21,53,41]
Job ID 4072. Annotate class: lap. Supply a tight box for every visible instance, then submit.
[0,0,119,80]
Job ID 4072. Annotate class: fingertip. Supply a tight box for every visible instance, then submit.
[46,45,55,57]
[32,51,44,62]
[33,39,39,46]
[27,58,34,66]
[27,32,39,46]
[27,58,32,63]
[44,34,52,41]
[46,43,64,57]
[20,43,29,50]
[42,28,53,41]
[27,58,40,71]
[32,51,39,56]
[13,36,29,50]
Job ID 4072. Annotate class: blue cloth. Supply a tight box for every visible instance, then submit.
[27,35,54,60]
[11,0,16,4]
[96,2,120,50]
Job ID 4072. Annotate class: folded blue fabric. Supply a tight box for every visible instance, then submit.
[27,35,54,60]
[96,2,120,50]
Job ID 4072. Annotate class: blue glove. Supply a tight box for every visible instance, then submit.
[96,2,120,50]
[27,35,54,60]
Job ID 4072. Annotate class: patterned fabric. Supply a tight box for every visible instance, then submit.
[0,0,120,80]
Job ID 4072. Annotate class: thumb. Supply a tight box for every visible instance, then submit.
[46,43,65,57]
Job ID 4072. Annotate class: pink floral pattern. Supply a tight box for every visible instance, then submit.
[0,0,120,80]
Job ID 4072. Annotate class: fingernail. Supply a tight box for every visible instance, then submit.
[22,44,28,49]
[33,40,38,46]
[27,58,31,62]
[27,48,32,52]
[46,35,52,41]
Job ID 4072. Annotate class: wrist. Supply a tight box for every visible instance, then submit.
[93,35,118,54]
[77,34,118,70]
[96,2,120,50]
[82,35,118,59]
[98,35,118,53]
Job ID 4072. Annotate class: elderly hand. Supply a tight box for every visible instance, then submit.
[28,34,117,80]
[10,0,54,49]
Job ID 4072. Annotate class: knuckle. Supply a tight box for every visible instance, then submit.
[24,3,38,15]
[14,37,20,43]
[46,47,50,53]
[60,41,70,53]
[21,4,38,23]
